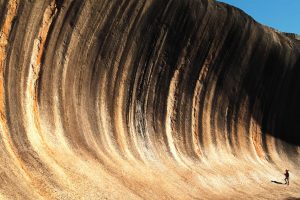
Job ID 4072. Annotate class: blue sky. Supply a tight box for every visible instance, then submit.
[217,0,300,34]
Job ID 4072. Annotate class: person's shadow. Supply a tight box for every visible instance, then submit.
[271,180,284,184]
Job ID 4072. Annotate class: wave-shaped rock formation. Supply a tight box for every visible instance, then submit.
[0,0,299,199]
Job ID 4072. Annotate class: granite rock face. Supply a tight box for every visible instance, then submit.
[0,0,299,199]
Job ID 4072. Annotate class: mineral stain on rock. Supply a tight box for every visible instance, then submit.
[0,0,299,199]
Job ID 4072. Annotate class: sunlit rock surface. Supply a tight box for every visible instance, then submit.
[0,0,299,199]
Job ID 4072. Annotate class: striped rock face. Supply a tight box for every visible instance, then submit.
[0,0,299,199]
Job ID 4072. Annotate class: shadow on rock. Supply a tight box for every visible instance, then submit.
[271,180,284,184]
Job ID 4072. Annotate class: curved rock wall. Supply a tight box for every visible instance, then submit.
[0,0,299,199]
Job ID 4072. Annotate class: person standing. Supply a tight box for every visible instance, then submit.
[284,169,289,185]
